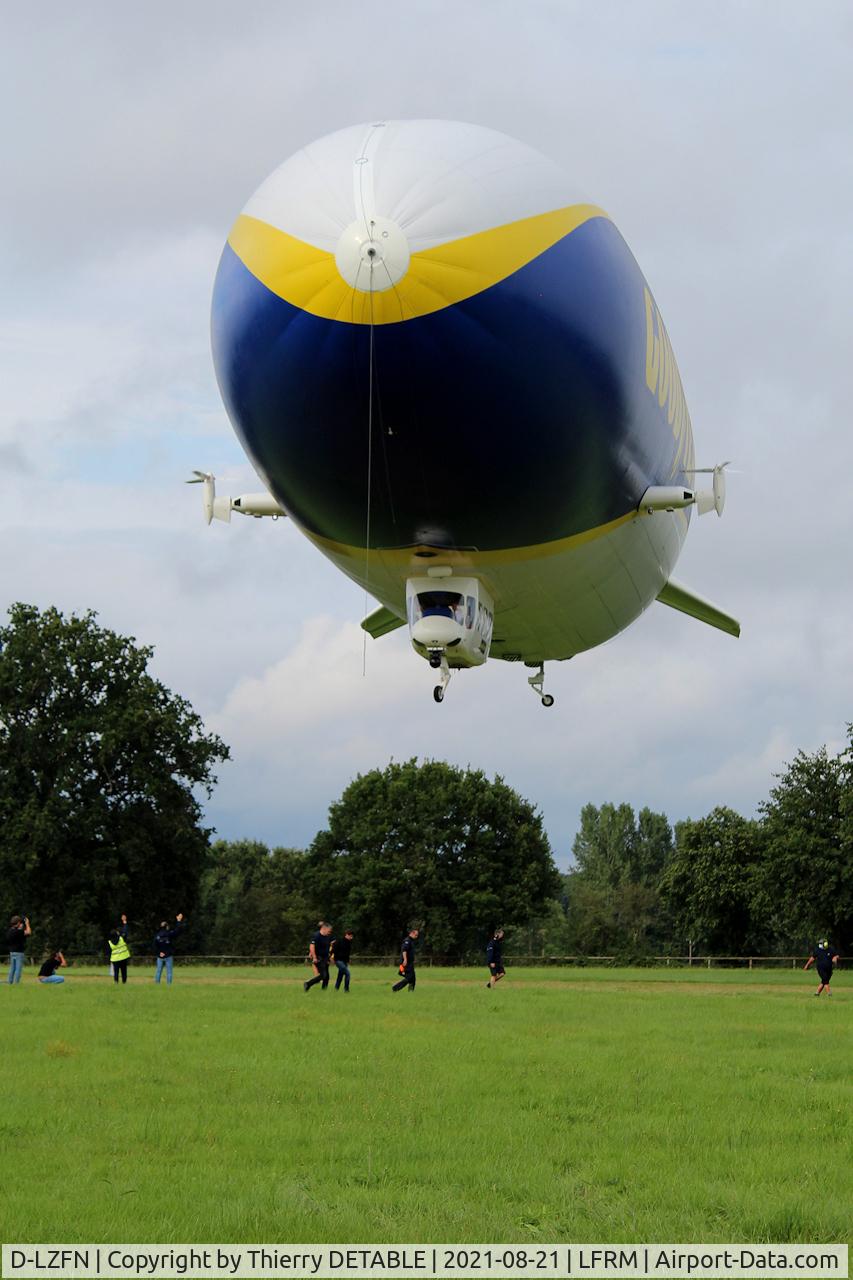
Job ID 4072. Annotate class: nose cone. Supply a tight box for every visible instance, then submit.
[334,215,411,292]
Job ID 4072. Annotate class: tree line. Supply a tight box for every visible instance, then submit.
[194,729,851,960]
[540,727,851,958]
[1,604,850,960]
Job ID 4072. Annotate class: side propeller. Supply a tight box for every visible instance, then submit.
[186,470,216,524]
[684,461,732,517]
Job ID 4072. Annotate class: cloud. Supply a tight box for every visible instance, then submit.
[0,2,850,866]
[212,616,421,740]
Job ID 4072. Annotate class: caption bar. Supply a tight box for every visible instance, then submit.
[1,1245,847,1280]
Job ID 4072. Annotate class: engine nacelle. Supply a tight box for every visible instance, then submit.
[406,575,494,668]
[638,485,695,513]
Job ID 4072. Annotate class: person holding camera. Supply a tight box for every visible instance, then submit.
[108,922,132,984]
[38,949,67,984]
[153,913,186,984]
[6,914,32,984]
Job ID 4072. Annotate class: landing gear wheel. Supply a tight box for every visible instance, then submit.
[527,662,553,706]
[433,685,445,703]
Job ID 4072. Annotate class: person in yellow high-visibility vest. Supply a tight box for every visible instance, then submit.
[108,927,131,984]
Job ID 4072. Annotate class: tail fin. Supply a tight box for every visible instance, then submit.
[657,579,740,637]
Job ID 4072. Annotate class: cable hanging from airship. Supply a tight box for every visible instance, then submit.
[361,226,377,679]
[192,120,740,705]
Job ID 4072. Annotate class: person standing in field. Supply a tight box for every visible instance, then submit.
[485,928,506,989]
[38,949,67,985]
[108,925,131,984]
[392,926,419,993]
[153,913,186,984]
[6,914,32,984]
[304,922,333,992]
[804,939,840,996]
[109,912,129,979]
[331,928,354,992]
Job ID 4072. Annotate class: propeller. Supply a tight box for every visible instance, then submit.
[186,470,215,524]
[682,461,733,517]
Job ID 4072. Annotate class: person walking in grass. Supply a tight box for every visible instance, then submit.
[153,913,186,984]
[6,914,32,984]
[392,926,419,993]
[804,939,840,996]
[304,922,333,992]
[108,924,131,984]
[485,927,506,989]
[331,928,354,992]
[38,949,66,985]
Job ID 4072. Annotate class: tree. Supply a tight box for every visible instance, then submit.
[563,877,616,954]
[565,803,672,955]
[758,736,852,950]
[633,806,674,884]
[659,807,764,954]
[841,725,853,936]
[303,759,559,956]
[0,603,229,952]
[571,802,637,889]
[571,802,673,889]
[196,840,310,955]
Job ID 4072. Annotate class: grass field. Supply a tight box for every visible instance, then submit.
[2,966,850,1247]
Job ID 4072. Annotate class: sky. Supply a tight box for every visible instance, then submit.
[1,2,851,868]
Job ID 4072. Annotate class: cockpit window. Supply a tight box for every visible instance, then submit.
[466,596,476,629]
[416,591,465,623]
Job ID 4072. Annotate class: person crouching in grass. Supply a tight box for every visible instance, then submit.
[108,927,131,984]
[38,950,67,985]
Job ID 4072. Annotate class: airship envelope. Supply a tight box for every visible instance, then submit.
[207,120,736,705]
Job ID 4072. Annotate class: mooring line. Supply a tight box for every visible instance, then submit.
[361,261,376,678]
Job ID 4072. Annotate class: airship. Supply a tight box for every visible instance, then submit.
[194,119,738,705]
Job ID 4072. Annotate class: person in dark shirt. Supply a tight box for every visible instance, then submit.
[38,950,66,985]
[304,922,333,992]
[153,914,186,984]
[392,927,419,992]
[6,914,32,984]
[804,939,840,996]
[485,928,506,989]
[332,929,354,992]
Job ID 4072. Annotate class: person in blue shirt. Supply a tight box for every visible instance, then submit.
[485,928,506,989]
[804,939,840,996]
[304,922,333,992]
[153,914,186,984]
[392,927,419,992]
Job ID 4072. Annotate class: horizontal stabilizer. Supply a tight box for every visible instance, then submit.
[657,579,741,638]
[361,605,406,640]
